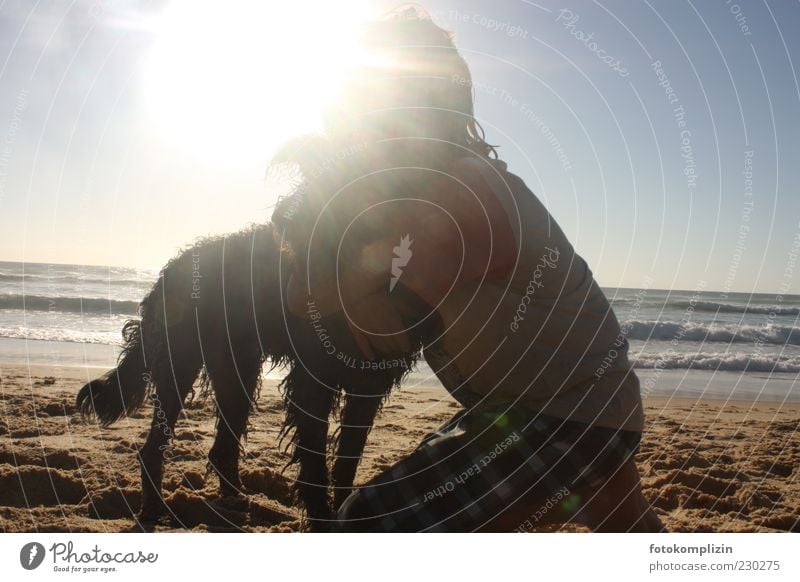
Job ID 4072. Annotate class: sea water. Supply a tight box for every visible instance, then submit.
[1,261,798,401]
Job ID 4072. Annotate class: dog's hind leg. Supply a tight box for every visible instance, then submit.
[138,364,199,523]
[207,350,262,498]
[331,381,387,510]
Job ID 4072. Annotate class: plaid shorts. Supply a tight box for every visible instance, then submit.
[335,405,641,532]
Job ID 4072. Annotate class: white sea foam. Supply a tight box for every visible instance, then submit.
[0,326,122,345]
[625,320,800,345]
[632,352,800,373]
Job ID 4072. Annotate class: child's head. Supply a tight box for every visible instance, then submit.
[326,5,496,159]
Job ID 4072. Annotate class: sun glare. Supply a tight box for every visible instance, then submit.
[143,0,369,163]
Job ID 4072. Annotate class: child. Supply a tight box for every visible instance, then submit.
[280,6,664,532]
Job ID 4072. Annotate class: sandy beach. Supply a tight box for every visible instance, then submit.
[0,363,797,533]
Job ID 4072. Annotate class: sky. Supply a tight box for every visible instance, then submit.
[0,0,798,295]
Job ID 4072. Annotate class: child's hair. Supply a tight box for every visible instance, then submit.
[332,4,497,160]
[270,5,499,240]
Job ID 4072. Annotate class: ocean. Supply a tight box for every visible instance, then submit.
[1,260,798,401]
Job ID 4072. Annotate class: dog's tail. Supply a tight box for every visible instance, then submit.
[76,319,149,426]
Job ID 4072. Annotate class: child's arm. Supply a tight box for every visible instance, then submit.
[382,159,518,308]
[286,158,517,355]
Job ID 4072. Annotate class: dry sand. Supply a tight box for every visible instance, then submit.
[0,364,797,532]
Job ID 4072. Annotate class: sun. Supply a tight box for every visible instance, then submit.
[142,0,370,163]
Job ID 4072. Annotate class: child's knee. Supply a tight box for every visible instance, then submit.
[333,488,367,532]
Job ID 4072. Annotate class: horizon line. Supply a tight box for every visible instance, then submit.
[0,257,795,299]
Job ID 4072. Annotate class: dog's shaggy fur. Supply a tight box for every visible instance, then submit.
[76,222,426,529]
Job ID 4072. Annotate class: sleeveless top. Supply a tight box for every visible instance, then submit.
[421,156,644,432]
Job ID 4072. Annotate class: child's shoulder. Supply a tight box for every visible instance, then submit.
[451,154,512,184]
[448,154,517,198]
[452,153,507,170]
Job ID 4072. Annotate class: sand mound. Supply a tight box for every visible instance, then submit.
[239,467,294,506]
[0,443,85,471]
[86,487,142,520]
[163,488,296,531]
[0,464,87,507]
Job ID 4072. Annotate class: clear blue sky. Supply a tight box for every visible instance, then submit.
[0,0,798,294]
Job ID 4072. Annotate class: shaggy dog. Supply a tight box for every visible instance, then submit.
[76,222,428,529]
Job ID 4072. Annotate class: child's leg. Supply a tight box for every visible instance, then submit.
[480,456,665,532]
[579,457,665,532]
[334,414,485,532]
[335,409,648,532]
